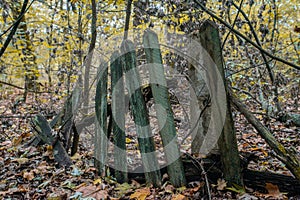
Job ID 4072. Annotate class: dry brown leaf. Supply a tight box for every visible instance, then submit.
[0,191,9,196]
[171,194,187,200]
[12,136,23,146]
[36,161,49,174]
[18,184,28,192]
[130,188,150,200]
[164,184,175,193]
[23,171,35,181]
[76,185,108,199]
[131,179,141,188]
[47,192,68,200]
[265,183,283,198]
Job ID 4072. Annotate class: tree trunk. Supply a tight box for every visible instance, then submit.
[10,0,39,99]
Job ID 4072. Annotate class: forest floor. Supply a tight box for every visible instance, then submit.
[0,88,299,199]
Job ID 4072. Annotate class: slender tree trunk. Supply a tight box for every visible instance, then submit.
[82,0,96,115]
[10,0,39,100]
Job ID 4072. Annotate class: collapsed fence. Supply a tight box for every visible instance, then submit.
[31,20,300,194]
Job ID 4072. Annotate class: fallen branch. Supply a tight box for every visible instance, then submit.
[230,92,300,180]
[121,156,300,196]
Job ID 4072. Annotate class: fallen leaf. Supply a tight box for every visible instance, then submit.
[226,183,245,194]
[238,193,258,200]
[71,167,82,176]
[164,184,174,193]
[61,180,76,189]
[13,157,29,165]
[217,179,227,190]
[75,182,87,190]
[131,179,141,188]
[12,136,23,146]
[38,180,51,188]
[47,192,68,200]
[130,188,150,200]
[71,153,82,160]
[265,183,282,198]
[0,140,12,147]
[93,178,102,185]
[23,171,35,181]
[76,185,108,199]
[18,184,28,192]
[36,161,49,174]
[171,194,187,200]
[176,186,186,193]
[115,182,134,197]
[0,191,9,196]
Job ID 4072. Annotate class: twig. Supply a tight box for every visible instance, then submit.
[0,0,34,39]
[221,0,244,49]
[184,153,211,200]
[290,32,300,62]
[0,80,23,90]
[231,1,281,112]
[0,0,35,57]
[180,94,211,145]
[0,80,50,93]
[231,86,261,105]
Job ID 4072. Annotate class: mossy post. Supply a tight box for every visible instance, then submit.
[121,40,162,187]
[198,20,242,186]
[143,29,186,187]
[110,51,128,183]
[94,62,108,176]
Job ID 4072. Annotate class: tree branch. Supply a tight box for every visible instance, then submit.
[231,1,281,112]
[0,0,31,58]
[221,0,244,49]
[193,0,300,71]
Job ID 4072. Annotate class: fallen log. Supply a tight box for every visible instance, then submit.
[230,93,300,180]
[121,156,300,196]
[242,169,300,196]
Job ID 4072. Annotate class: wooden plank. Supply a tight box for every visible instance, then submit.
[94,62,108,175]
[143,29,186,187]
[32,114,72,167]
[110,51,128,183]
[121,39,161,187]
[197,20,242,185]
